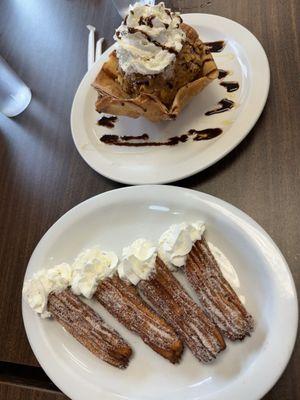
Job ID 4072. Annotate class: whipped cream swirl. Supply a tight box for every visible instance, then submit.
[118,238,157,285]
[158,221,205,269]
[71,247,118,298]
[114,2,186,75]
[23,263,72,318]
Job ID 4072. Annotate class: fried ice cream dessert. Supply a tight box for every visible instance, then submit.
[93,2,218,122]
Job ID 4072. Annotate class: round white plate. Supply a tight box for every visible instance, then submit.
[22,186,297,400]
[71,14,270,184]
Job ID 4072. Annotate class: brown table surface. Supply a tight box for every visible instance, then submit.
[0,0,299,398]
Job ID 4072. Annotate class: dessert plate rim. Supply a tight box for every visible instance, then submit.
[71,13,270,184]
[22,185,298,400]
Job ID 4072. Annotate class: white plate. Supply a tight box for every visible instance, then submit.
[22,186,297,400]
[71,14,270,184]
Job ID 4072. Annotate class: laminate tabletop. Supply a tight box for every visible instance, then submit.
[0,0,299,398]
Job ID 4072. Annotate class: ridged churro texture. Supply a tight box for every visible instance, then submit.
[185,239,254,340]
[138,257,225,363]
[48,289,132,369]
[94,275,183,363]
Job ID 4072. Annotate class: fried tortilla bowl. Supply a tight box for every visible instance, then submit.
[92,23,218,122]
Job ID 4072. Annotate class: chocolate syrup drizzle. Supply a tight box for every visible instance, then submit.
[204,41,226,53]
[127,27,178,54]
[119,10,179,54]
[138,15,155,28]
[122,133,149,141]
[218,69,229,79]
[205,99,234,116]
[188,128,223,140]
[220,81,239,92]
[100,128,222,147]
[97,116,118,128]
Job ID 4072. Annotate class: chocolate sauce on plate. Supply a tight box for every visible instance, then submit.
[205,40,226,53]
[100,134,187,147]
[205,99,234,116]
[220,81,239,92]
[97,116,118,128]
[188,128,223,140]
[122,133,149,141]
[218,69,229,79]
[100,129,222,147]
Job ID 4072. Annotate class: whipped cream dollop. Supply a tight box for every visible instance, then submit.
[71,247,118,298]
[22,263,72,318]
[118,238,157,285]
[158,221,205,269]
[114,2,186,75]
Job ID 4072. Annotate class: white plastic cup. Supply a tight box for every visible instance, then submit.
[0,55,32,117]
[112,0,155,18]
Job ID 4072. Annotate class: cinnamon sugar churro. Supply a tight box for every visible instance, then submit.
[72,246,183,363]
[186,238,254,340]
[158,222,254,341]
[48,289,132,368]
[119,239,225,363]
[23,263,132,369]
[138,255,225,362]
[95,275,183,363]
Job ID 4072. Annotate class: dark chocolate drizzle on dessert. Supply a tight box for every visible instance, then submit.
[220,81,239,92]
[218,69,229,79]
[152,40,178,54]
[138,15,155,28]
[204,41,226,53]
[205,99,234,116]
[97,116,118,128]
[127,27,178,54]
[100,128,222,147]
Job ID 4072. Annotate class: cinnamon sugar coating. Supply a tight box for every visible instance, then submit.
[185,239,254,340]
[138,257,225,363]
[94,275,183,363]
[48,289,132,369]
